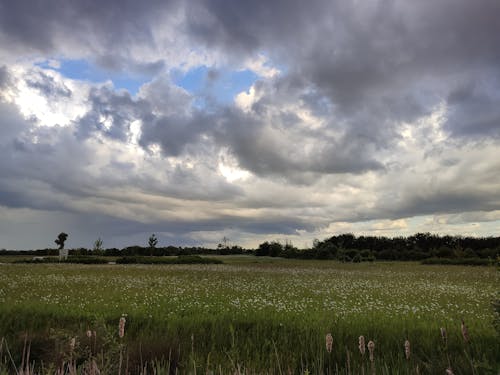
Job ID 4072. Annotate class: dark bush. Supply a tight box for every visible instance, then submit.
[64,256,109,264]
[15,256,109,264]
[315,247,334,260]
[352,253,362,263]
[421,257,492,266]
[115,255,222,265]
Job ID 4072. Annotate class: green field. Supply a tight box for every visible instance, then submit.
[0,257,498,374]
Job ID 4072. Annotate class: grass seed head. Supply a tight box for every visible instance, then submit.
[86,330,92,338]
[460,320,469,343]
[325,333,333,353]
[404,340,410,360]
[367,340,375,362]
[69,337,76,352]
[358,335,366,355]
[440,327,447,343]
[445,367,455,375]
[119,316,126,338]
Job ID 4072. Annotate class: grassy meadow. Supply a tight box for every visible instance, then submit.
[0,257,498,374]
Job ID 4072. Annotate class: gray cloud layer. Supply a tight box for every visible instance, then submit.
[1,0,499,248]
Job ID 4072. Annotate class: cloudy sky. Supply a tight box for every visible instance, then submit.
[1,0,499,250]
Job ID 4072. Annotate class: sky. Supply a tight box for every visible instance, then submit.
[0,0,499,250]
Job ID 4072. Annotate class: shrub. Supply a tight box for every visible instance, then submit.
[15,256,109,264]
[421,257,492,266]
[115,255,222,265]
[64,256,109,264]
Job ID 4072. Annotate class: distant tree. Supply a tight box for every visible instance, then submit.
[315,246,334,260]
[281,241,299,258]
[56,232,69,261]
[256,241,271,256]
[55,232,68,250]
[148,234,158,255]
[93,237,103,252]
[217,236,229,250]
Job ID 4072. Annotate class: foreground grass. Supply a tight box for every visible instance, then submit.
[0,258,498,373]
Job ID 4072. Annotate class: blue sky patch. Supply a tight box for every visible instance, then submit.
[36,59,151,95]
[36,60,259,102]
[172,66,258,105]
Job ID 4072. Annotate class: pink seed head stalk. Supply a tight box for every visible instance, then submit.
[358,335,366,356]
[440,327,447,344]
[325,333,333,353]
[118,316,126,338]
[461,320,469,343]
[367,340,375,362]
[445,367,455,375]
[404,340,411,360]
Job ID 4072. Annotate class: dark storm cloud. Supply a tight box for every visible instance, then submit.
[0,0,177,75]
[396,192,493,219]
[210,107,384,180]
[140,100,385,181]
[2,0,499,142]
[185,0,500,139]
[72,78,208,157]
[0,0,55,51]
[370,191,500,227]
[139,112,208,156]
[71,74,385,180]
[0,102,63,210]
[445,77,500,138]
[192,0,500,76]
[184,0,325,57]
[0,0,166,51]
[0,135,95,212]
[0,101,30,145]
[69,75,384,192]
[72,211,313,238]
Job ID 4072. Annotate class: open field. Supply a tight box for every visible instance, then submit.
[0,257,498,374]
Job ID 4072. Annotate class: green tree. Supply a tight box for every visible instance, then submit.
[148,234,158,255]
[217,236,229,249]
[256,241,270,256]
[93,237,103,253]
[55,232,68,250]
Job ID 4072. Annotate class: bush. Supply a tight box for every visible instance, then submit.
[421,257,492,266]
[115,255,223,265]
[352,253,362,263]
[14,258,53,264]
[64,256,109,264]
[15,256,109,264]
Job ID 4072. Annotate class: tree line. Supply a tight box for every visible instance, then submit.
[257,233,499,261]
[1,232,499,262]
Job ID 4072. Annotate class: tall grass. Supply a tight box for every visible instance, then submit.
[1,317,497,374]
[0,260,498,373]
